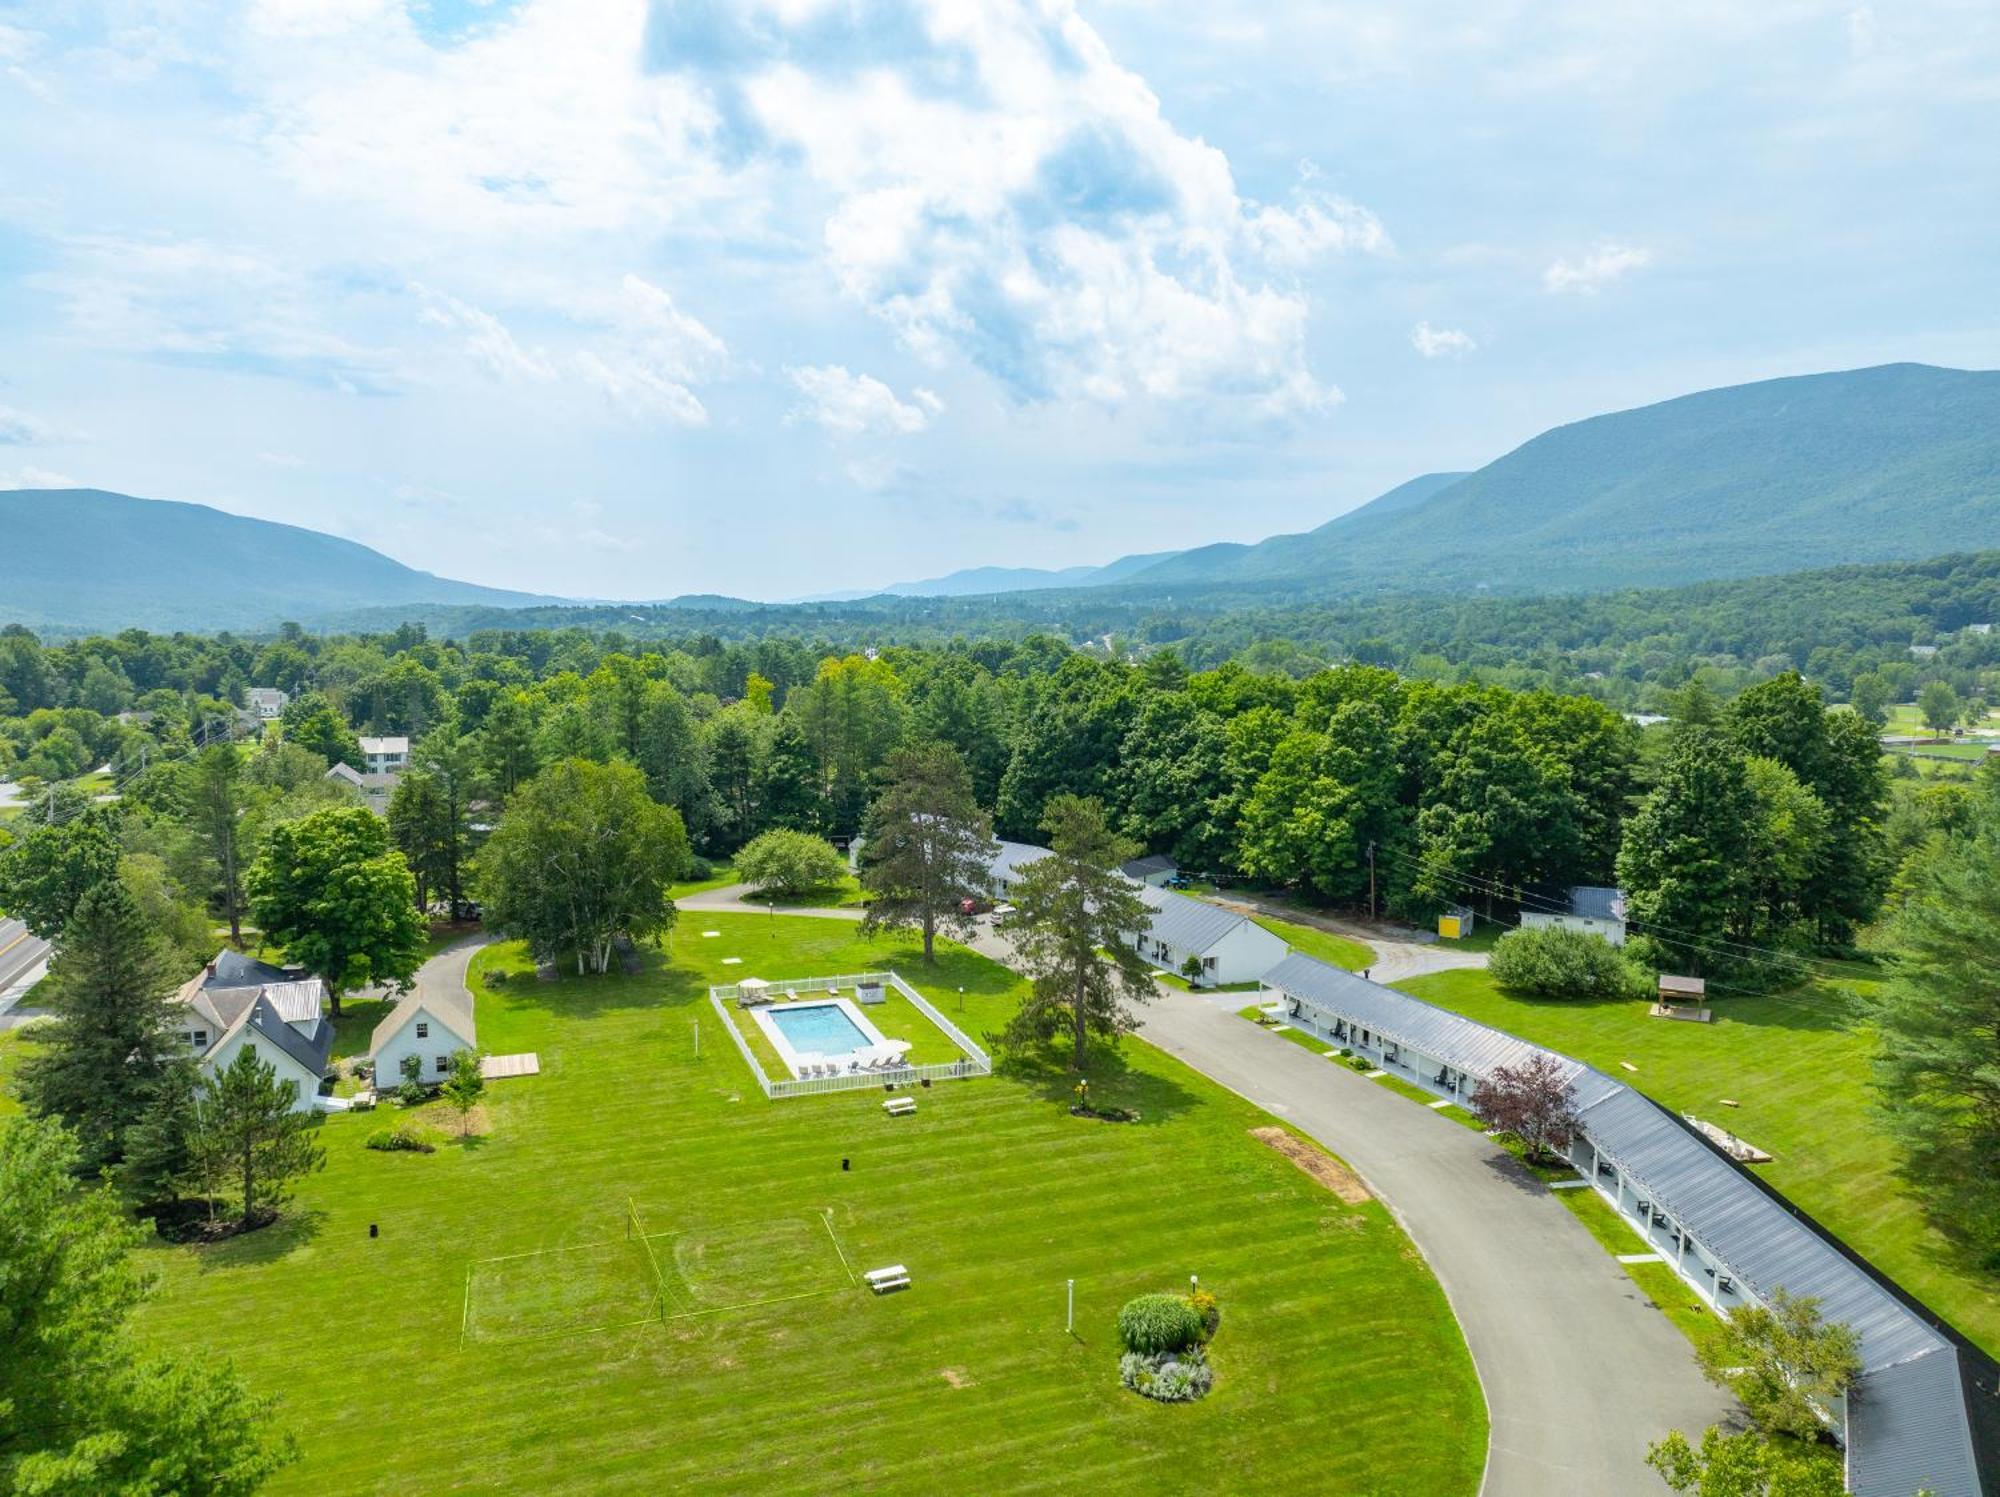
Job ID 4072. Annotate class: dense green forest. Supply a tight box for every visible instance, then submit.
[191,548,2000,715]
[0,618,1930,987]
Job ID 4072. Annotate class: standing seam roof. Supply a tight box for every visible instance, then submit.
[1262,950,1984,1497]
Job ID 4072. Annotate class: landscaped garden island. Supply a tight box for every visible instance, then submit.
[125,913,1488,1494]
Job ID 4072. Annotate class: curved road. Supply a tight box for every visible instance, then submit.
[672,890,1733,1492]
[1134,989,1732,1497]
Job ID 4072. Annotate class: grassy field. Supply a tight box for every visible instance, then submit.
[667,861,738,899]
[112,914,1484,1495]
[1398,965,2000,1356]
[1250,914,1372,971]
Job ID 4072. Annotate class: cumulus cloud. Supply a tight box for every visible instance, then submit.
[1411,322,1476,358]
[1543,242,1652,295]
[417,276,726,425]
[788,365,939,436]
[660,0,1371,417]
[0,465,80,488]
[0,404,61,444]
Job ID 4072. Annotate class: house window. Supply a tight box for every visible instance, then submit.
[436,1054,449,1072]
[415,1021,429,1039]
[190,1030,208,1048]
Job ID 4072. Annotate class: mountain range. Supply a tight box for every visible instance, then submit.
[0,489,561,633]
[6,363,2000,634]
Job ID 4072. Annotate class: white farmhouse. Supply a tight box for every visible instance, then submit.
[370,984,477,1091]
[245,686,289,720]
[358,735,411,774]
[173,951,332,1112]
[1519,886,1629,946]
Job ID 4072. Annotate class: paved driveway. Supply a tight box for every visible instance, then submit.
[1135,989,1733,1497]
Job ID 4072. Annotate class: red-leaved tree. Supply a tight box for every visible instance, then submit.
[1470,1052,1581,1165]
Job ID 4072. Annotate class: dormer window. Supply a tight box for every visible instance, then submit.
[415,1021,429,1039]
[191,1029,208,1048]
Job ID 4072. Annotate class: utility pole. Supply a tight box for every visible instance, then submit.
[1366,841,1377,922]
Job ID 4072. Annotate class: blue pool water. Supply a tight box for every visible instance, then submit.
[767,1002,870,1057]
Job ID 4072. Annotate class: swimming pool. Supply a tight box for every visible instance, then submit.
[767,1002,869,1056]
[751,997,891,1077]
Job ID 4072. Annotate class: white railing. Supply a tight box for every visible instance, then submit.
[712,972,894,1003]
[706,969,992,1100]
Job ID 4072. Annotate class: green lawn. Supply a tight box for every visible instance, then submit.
[1251,914,1373,971]
[1397,966,2000,1356]
[667,862,739,899]
[121,914,1485,1494]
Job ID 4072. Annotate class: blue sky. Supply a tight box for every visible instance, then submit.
[1,0,1995,601]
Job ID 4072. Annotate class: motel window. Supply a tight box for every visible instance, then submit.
[415,1021,428,1039]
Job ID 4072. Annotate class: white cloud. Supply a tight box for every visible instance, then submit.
[0,404,61,444]
[1411,321,1477,357]
[416,276,726,426]
[0,465,80,489]
[1543,242,1653,295]
[788,365,939,436]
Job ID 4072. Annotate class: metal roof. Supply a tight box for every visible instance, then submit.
[1569,885,1627,922]
[259,978,326,1025]
[1135,883,1272,956]
[1846,1348,1982,1497]
[1121,854,1178,877]
[1263,950,1986,1497]
[990,840,1052,886]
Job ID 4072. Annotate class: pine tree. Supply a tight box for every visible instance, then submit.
[197,1047,326,1229]
[859,742,999,961]
[1873,813,2000,1266]
[1615,726,1757,978]
[192,742,249,946]
[18,876,184,1171]
[999,795,1154,1070]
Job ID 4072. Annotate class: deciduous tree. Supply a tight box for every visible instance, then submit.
[477,758,689,975]
[0,803,122,938]
[1468,1052,1580,1165]
[247,805,426,1016]
[735,827,846,899]
[1694,1288,1860,1441]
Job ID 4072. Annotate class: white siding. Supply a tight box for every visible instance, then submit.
[372,1004,474,1089]
[203,1029,320,1113]
[1518,912,1627,947]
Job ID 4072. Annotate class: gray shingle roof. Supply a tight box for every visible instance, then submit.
[1262,951,1987,1497]
[243,997,334,1077]
[1121,854,1178,878]
[370,985,477,1054]
[206,949,290,988]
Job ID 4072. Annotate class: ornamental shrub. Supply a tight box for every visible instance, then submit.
[1188,1288,1221,1341]
[1120,1346,1214,1402]
[735,829,847,899]
[1118,1293,1204,1355]
[1489,926,1652,1001]
[365,1125,435,1154]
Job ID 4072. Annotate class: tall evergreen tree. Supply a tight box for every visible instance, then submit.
[17,876,183,1171]
[191,742,249,946]
[1873,812,2000,1267]
[858,742,998,962]
[999,795,1154,1070]
[197,1047,326,1229]
[0,1115,298,1492]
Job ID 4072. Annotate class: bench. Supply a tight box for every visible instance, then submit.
[865,1264,911,1293]
[883,1097,917,1117]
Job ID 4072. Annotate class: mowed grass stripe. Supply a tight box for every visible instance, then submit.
[129,915,1483,1494]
